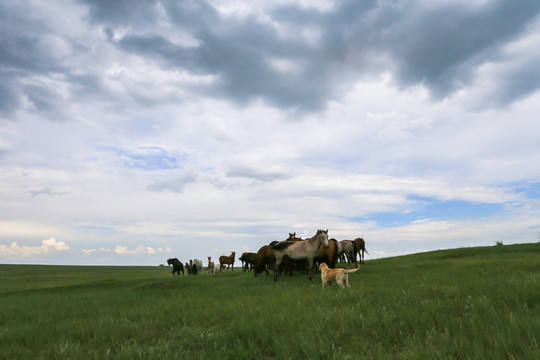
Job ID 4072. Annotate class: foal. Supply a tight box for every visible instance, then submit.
[207,256,215,274]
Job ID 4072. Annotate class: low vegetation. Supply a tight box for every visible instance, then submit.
[1,243,539,359]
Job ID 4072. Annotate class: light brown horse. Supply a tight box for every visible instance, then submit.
[219,251,235,271]
[272,229,329,281]
[354,237,369,264]
[207,256,215,274]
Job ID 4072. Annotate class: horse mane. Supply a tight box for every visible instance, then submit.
[271,240,295,250]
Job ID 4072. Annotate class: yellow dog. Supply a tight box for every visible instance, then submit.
[319,263,360,289]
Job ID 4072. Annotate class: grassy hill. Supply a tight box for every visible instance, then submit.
[1,243,539,359]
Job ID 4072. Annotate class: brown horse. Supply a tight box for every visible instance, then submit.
[287,232,302,241]
[314,238,339,269]
[272,229,329,281]
[354,237,369,264]
[219,251,235,271]
[253,244,275,276]
[254,241,295,277]
[253,233,301,277]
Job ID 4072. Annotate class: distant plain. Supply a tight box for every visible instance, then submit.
[1,243,539,359]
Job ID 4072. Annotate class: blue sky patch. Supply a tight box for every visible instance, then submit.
[511,181,540,199]
[354,196,507,228]
[119,146,183,170]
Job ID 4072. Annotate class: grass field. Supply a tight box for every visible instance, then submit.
[1,243,539,359]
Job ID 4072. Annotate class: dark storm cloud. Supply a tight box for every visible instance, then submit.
[95,0,540,110]
[376,1,540,99]
[109,1,331,111]
[82,0,161,26]
[0,2,64,118]
[2,0,540,119]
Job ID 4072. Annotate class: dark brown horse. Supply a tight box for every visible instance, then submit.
[354,237,369,264]
[272,229,329,281]
[167,258,184,276]
[219,251,235,271]
[189,259,198,275]
[239,252,258,271]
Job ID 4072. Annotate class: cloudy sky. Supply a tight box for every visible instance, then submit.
[1,0,540,266]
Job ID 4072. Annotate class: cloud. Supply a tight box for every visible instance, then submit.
[28,187,67,197]
[376,0,540,98]
[113,244,169,255]
[146,169,198,193]
[0,237,70,258]
[2,0,539,122]
[226,166,290,182]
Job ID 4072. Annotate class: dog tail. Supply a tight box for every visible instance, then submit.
[345,266,361,273]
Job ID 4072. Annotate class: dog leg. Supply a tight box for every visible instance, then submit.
[337,276,345,289]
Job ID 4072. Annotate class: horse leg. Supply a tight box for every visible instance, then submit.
[307,258,313,281]
[274,256,283,281]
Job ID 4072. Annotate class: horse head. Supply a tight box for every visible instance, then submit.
[318,229,329,248]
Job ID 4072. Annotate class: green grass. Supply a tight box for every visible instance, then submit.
[1,243,539,359]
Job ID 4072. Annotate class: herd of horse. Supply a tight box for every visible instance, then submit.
[167,230,368,282]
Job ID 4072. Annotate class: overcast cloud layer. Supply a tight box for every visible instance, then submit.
[1,0,540,265]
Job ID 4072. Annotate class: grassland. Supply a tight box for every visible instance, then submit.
[1,243,539,359]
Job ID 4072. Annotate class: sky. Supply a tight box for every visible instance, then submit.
[1,0,540,266]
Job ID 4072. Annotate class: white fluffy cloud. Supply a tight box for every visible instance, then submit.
[0,238,70,258]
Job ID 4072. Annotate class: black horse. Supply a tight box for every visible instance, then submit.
[167,258,184,276]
